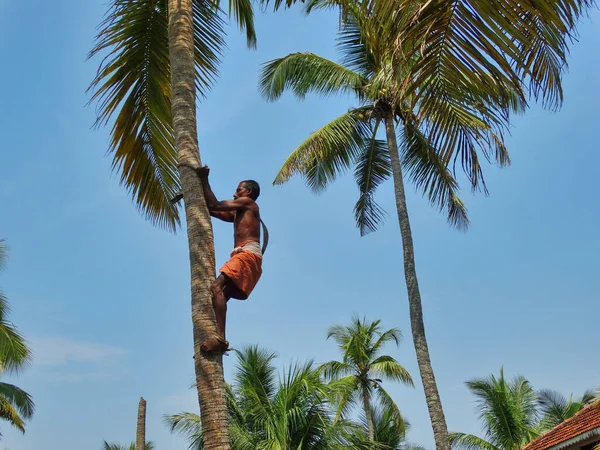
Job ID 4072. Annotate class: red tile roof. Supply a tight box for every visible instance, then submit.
[524,403,600,450]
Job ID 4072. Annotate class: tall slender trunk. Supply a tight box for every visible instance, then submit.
[384,112,450,450]
[167,2,230,449]
[136,397,146,450]
[361,383,375,442]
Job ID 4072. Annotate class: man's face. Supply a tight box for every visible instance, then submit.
[234,182,251,199]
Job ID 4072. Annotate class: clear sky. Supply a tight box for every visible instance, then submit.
[0,1,599,449]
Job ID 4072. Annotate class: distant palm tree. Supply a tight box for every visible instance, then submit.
[537,389,598,431]
[0,240,34,435]
[320,317,413,442]
[450,369,539,450]
[166,345,372,450]
[101,441,155,450]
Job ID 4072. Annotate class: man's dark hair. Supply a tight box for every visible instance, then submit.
[242,180,260,201]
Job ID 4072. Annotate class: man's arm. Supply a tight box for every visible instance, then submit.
[197,166,244,221]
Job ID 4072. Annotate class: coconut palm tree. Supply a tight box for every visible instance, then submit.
[166,345,373,450]
[0,240,34,435]
[88,1,258,448]
[537,389,598,431]
[449,369,540,450]
[319,317,413,442]
[260,0,594,448]
[259,5,504,449]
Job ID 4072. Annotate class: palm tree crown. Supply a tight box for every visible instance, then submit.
[320,316,413,440]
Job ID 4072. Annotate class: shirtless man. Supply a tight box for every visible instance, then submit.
[196,165,263,354]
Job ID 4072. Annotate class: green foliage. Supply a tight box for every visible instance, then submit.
[0,240,34,435]
[537,388,598,431]
[260,7,470,236]
[165,345,375,450]
[87,0,256,231]
[320,316,413,434]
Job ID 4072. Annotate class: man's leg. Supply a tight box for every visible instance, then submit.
[200,273,235,353]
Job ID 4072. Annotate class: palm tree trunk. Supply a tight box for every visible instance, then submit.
[167,1,230,449]
[136,397,146,450]
[362,384,375,442]
[384,112,450,450]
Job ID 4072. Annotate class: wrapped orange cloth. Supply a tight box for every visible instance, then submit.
[219,240,263,300]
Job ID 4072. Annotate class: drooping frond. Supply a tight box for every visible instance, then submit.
[273,107,374,192]
[353,119,392,235]
[260,52,367,101]
[87,0,225,231]
[319,360,354,381]
[0,294,31,373]
[228,0,257,48]
[370,355,413,386]
[374,386,406,435]
[0,382,33,435]
[0,382,34,421]
[400,116,470,230]
[164,412,203,450]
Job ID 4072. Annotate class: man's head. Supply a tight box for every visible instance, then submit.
[234,180,260,201]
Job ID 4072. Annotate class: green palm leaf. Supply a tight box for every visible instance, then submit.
[449,432,501,450]
[353,119,391,235]
[373,385,406,435]
[370,355,413,386]
[273,107,374,192]
[87,0,234,231]
[0,294,31,373]
[260,52,367,101]
[400,117,470,230]
[0,382,34,434]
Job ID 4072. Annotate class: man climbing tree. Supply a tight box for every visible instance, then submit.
[189,166,265,353]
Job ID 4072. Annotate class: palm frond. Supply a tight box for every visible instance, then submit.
[336,14,376,79]
[87,0,225,231]
[370,355,413,386]
[0,294,31,373]
[370,327,402,355]
[228,0,257,48]
[260,52,366,101]
[400,116,470,230]
[273,107,374,192]
[353,119,391,235]
[449,432,501,450]
[319,360,354,381]
[165,412,203,450]
[0,382,34,420]
[374,386,406,435]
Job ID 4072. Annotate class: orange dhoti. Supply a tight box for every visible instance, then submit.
[219,240,263,300]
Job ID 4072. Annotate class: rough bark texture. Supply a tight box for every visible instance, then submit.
[136,397,146,450]
[362,384,375,443]
[167,1,230,449]
[384,112,451,450]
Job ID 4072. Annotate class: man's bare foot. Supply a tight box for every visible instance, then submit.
[200,335,229,354]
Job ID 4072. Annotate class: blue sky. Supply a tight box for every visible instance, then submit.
[1,1,599,449]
